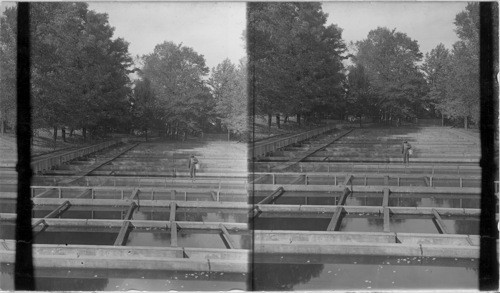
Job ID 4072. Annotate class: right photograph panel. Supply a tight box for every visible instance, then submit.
[248,2,485,290]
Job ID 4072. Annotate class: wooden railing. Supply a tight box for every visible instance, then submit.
[251,125,336,158]
[31,139,122,174]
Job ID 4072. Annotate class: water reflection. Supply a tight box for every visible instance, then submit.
[0,266,248,291]
[252,255,478,290]
[252,263,324,290]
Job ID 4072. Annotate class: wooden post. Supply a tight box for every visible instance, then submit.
[113,221,132,246]
[327,206,344,231]
[170,222,178,247]
[169,202,176,222]
[337,188,351,206]
[124,202,137,220]
[258,187,285,205]
[219,224,236,249]
[432,209,449,234]
[383,188,390,207]
[383,207,390,232]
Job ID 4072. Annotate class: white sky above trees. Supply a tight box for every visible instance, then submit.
[323,1,468,57]
[1,1,469,70]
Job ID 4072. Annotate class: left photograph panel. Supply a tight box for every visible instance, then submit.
[0,2,250,291]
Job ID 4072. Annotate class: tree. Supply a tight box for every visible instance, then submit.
[446,2,480,128]
[141,41,214,138]
[209,58,248,139]
[422,3,479,129]
[0,3,133,141]
[353,27,428,122]
[131,78,157,141]
[0,7,17,133]
[345,64,375,125]
[422,43,451,123]
[248,2,346,129]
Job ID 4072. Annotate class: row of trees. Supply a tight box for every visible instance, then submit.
[248,2,347,128]
[423,3,479,128]
[1,3,134,139]
[0,3,248,141]
[249,2,480,129]
[347,3,480,128]
[132,42,248,140]
[1,2,481,142]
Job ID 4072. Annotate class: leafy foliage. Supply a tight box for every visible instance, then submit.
[423,2,479,127]
[353,27,428,120]
[209,58,248,136]
[140,41,214,136]
[248,2,346,125]
[0,3,133,138]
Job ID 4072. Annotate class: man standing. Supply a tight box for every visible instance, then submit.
[188,155,199,181]
[402,140,412,167]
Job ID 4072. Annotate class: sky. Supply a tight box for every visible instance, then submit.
[87,2,247,71]
[1,1,469,69]
[323,1,468,56]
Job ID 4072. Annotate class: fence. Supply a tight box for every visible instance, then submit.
[31,139,122,174]
[251,125,336,158]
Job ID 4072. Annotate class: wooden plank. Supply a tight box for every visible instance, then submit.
[32,201,71,229]
[58,143,140,185]
[432,209,449,234]
[169,202,177,222]
[273,129,354,171]
[113,221,132,246]
[326,206,344,231]
[34,188,56,198]
[76,189,92,199]
[337,188,351,206]
[219,224,236,249]
[258,187,285,204]
[171,222,178,247]
[383,207,390,232]
[130,188,140,200]
[44,201,71,219]
[343,174,353,186]
[124,202,137,220]
[251,175,268,184]
[382,188,390,207]
[290,175,305,185]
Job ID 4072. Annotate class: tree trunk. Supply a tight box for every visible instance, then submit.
[267,113,272,132]
[276,114,281,129]
[284,115,289,124]
[82,128,87,142]
[227,128,231,141]
[61,127,66,142]
[0,120,5,134]
[69,128,74,137]
[464,116,468,129]
[297,114,301,127]
[441,113,444,127]
[145,128,148,142]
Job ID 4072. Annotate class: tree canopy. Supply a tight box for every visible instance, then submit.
[352,27,428,121]
[209,58,248,137]
[248,2,346,127]
[423,2,479,128]
[140,41,214,138]
[0,3,133,139]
